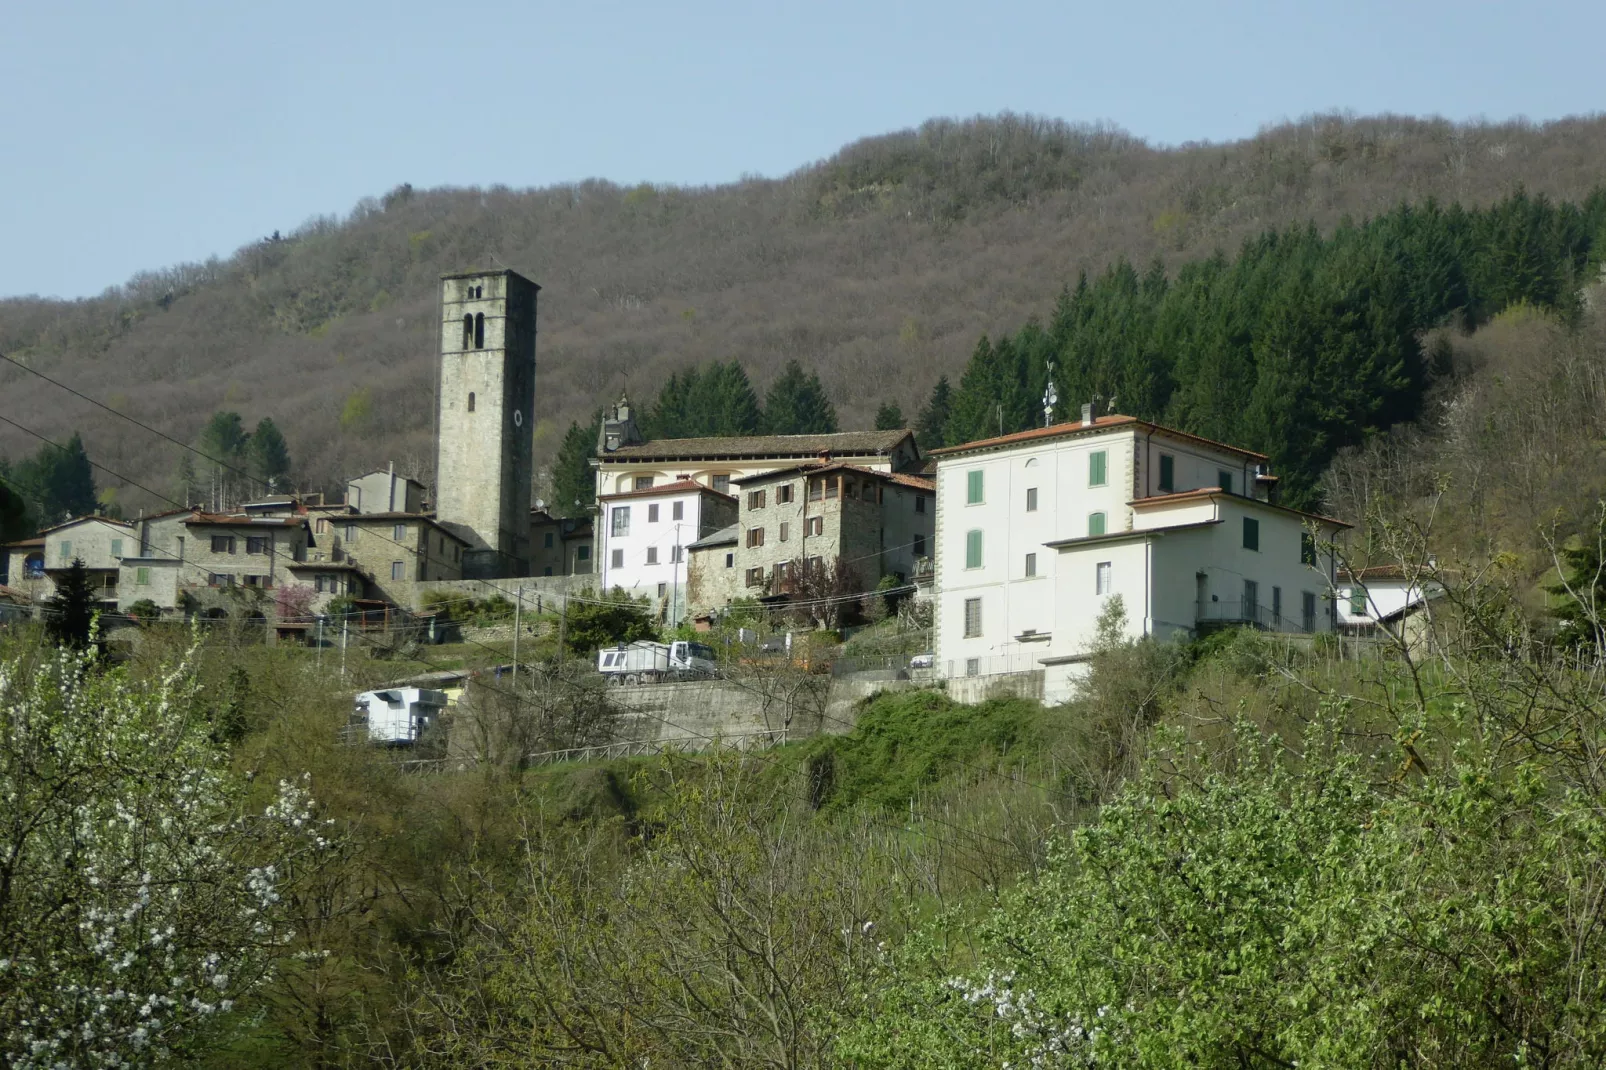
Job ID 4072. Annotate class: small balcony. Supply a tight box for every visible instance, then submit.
[1195,599,1309,635]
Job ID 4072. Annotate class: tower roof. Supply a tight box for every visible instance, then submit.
[439,267,540,290]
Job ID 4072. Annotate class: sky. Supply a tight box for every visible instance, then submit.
[3,0,1602,301]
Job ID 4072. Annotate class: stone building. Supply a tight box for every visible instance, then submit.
[530,509,594,577]
[346,465,425,515]
[684,525,740,622]
[178,513,313,611]
[309,512,467,604]
[435,269,540,578]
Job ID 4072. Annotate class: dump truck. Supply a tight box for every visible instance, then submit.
[596,640,719,685]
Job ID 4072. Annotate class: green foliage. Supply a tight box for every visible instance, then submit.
[550,414,600,518]
[338,388,373,433]
[762,359,838,435]
[45,559,97,650]
[646,361,763,438]
[243,417,291,494]
[914,374,953,450]
[562,588,656,655]
[125,598,161,625]
[1548,506,1606,650]
[873,400,905,431]
[948,190,1604,505]
[803,690,1045,812]
[1,432,98,530]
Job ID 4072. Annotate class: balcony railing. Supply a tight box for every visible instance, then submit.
[1195,599,1313,634]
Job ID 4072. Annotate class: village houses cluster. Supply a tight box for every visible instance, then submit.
[0,267,1428,695]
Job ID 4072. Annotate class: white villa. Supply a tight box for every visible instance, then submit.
[931,407,1348,702]
[1336,564,1443,642]
[597,479,738,622]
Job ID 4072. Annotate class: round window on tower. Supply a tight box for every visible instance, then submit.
[513,410,524,427]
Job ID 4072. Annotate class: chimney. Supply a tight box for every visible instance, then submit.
[1080,402,1095,427]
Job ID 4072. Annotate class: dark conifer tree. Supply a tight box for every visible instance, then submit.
[699,362,764,436]
[46,558,98,650]
[915,376,953,450]
[874,401,905,431]
[551,414,601,517]
[763,360,837,435]
[244,418,292,493]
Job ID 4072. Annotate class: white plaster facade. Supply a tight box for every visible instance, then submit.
[931,415,1346,702]
[1336,566,1441,629]
[598,480,738,622]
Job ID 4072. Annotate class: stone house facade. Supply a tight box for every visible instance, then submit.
[530,510,594,577]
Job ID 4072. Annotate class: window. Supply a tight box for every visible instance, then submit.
[772,562,789,584]
[611,548,624,569]
[211,535,236,554]
[1218,469,1234,495]
[966,658,980,677]
[1158,454,1175,493]
[657,583,667,598]
[243,574,262,588]
[648,504,660,523]
[805,516,823,537]
[746,527,765,548]
[725,553,734,568]
[1026,487,1038,512]
[635,475,656,491]
[1095,561,1112,595]
[672,501,684,521]
[1301,532,1317,565]
[467,392,476,412]
[1302,591,1317,632]
[209,573,234,587]
[745,567,764,587]
[135,566,150,586]
[543,566,553,576]
[778,522,790,542]
[391,561,405,581]
[247,536,269,555]
[966,470,984,504]
[965,529,983,569]
[392,523,406,541]
[915,496,926,513]
[316,518,327,533]
[110,538,123,558]
[1244,579,1259,617]
[462,313,473,349]
[1089,450,1108,487]
[1272,586,1283,625]
[963,597,983,638]
[611,506,631,537]
[646,546,658,565]
[1088,512,1106,537]
[1350,589,1367,616]
[671,545,683,563]
[473,312,485,348]
[913,533,926,557]
[1025,552,1037,578]
[825,478,838,500]
[807,555,823,572]
[843,481,857,501]
[748,490,767,510]
[315,575,327,593]
[712,474,731,494]
[344,524,357,542]
[777,484,794,504]
[1242,516,1259,551]
[544,532,555,549]
[808,479,823,502]
[577,545,590,561]
[59,540,72,563]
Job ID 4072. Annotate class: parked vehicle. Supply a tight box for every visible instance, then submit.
[908,652,936,669]
[597,640,719,685]
[355,687,448,744]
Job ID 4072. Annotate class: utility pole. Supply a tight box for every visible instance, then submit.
[511,585,524,689]
[671,522,682,630]
[557,593,567,663]
[340,613,348,680]
[316,617,323,670]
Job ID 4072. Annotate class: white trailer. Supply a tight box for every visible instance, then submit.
[355,687,448,744]
[597,640,719,685]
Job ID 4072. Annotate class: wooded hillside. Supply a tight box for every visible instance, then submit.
[4,111,1606,511]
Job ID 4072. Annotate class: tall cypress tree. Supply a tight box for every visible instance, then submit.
[763,360,838,435]
[551,414,601,517]
[244,418,292,494]
[915,376,953,450]
[46,558,98,650]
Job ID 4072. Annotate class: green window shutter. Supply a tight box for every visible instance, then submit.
[965,529,983,569]
[1243,516,1259,551]
[1088,512,1106,537]
[1158,454,1174,492]
[967,470,984,504]
[136,567,150,585]
[1089,451,1107,487]
[1350,590,1367,616]
[1218,469,1234,495]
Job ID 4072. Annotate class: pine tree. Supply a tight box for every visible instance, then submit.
[197,411,249,508]
[551,415,601,518]
[763,360,837,435]
[244,418,292,494]
[698,362,764,436]
[43,433,98,521]
[647,368,701,438]
[915,377,953,450]
[46,558,98,650]
[874,401,905,431]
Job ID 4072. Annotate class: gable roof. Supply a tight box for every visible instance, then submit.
[37,515,136,536]
[597,478,737,503]
[931,415,1268,462]
[1129,487,1349,528]
[600,429,915,464]
[185,512,309,529]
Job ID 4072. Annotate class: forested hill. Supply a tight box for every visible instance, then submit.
[4,112,1606,511]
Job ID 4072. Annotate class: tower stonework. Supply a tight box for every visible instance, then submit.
[435,269,539,578]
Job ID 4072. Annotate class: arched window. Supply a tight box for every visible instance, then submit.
[462,313,473,349]
[474,312,485,348]
[467,392,476,412]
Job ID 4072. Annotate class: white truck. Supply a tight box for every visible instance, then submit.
[597,640,719,685]
[355,687,448,745]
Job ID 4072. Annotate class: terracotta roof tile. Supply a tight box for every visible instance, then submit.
[602,430,913,463]
[598,478,736,502]
[931,415,1269,462]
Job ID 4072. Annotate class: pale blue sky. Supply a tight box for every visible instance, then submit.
[3,0,1602,300]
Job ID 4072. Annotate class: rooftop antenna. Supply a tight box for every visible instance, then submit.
[1042,361,1059,427]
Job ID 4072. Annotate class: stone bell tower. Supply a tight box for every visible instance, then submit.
[435,268,539,578]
